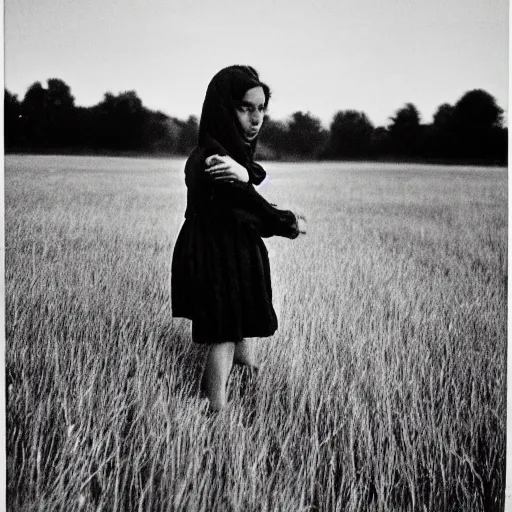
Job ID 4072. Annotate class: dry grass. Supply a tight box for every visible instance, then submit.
[5,155,507,511]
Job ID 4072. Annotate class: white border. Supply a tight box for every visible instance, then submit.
[506,2,511,509]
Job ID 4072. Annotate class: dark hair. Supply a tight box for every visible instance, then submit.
[228,65,271,107]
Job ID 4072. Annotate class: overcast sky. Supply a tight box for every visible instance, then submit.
[5,0,509,127]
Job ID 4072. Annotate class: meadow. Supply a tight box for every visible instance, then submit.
[5,155,507,511]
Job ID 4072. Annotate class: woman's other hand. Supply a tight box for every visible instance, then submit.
[296,214,307,235]
[205,155,249,183]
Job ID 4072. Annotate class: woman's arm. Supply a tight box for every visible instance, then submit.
[214,179,300,239]
[203,156,298,238]
[197,149,302,239]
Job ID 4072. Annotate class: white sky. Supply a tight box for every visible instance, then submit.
[4,0,509,128]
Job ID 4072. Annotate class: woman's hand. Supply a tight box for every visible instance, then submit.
[205,155,249,183]
[296,214,307,235]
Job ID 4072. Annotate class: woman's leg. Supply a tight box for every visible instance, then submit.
[233,338,258,368]
[202,342,235,411]
[233,339,259,401]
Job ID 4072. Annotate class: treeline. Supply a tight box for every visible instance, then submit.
[258,92,507,164]
[4,79,198,156]
[5,79,508,164]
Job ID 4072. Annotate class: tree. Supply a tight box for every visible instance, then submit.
[21,82,48,148]
[258,116,288,159]
[176,115,199,154]
[451,89,505,159]
[286,111,326,157]
[73,105,96,150]
[46,78,75,109]
[94,91,147,151]
[370,126,391,157]
[388,103,423,157]
[425,103,455,158]
[45,78,76,148]
[325,110,374,159]
[18,79,77,150]
[433,103,454,128]
[5,90,22,150]
[453,89,503,130]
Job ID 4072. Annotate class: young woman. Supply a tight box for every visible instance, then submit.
[171,65,306,411]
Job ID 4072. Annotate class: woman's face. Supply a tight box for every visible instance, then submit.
[235,86,266,141]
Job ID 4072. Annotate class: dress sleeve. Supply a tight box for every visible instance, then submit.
[195,144,299,239]
[247,161,266,186]
[212,179,300,239]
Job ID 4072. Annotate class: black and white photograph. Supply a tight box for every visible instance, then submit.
[4,0,508,510]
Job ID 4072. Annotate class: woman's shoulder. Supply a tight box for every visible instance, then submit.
[186,146,206,167]
[184,146,207,178]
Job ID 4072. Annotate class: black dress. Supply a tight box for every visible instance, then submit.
[171,146,299,344]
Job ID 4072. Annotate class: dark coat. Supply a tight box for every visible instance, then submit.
[171,66,299,343]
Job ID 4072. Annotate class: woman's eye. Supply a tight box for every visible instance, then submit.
[239,104,266,114]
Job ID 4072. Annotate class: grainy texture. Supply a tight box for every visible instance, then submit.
[5,155,507,511]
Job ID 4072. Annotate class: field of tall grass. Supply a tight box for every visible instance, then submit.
[5,155,507,511]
